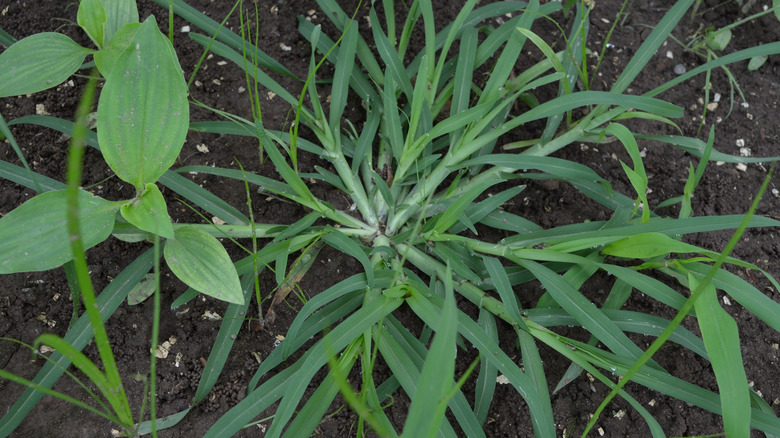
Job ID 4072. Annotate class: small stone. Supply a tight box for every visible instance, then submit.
[279,42,292,51]
[648,399,656,406]
[673,64,686,75]
[212,79,221,85]
[217,61,227,66]
[598,428,605,436]
[211,216,225,225]
[736,163,748,172]
[723,296,731,305]
[739,147,751,157]
[181,25,190,33]
[238,86,246,93]
[496,374,510,384]
[267,91,276,100]
[35,104,49,115]
[202,310,221,320]
[714,92,721,102]
[196,143,209,153]
[736,138,745,147]
[707,102,718,111]
[746,113,753,120]
[666,50,674,59]
[270,5,278,14]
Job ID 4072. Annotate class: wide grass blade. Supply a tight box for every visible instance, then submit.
[474,308,498,425]
[402,269,459,437]
[689,274,749,436]
[210,297,402,437]
[406,286,556,438]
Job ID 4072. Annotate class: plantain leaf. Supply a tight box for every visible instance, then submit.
[0,190,119,274]
[164,226,243,304]
[77,0,107,49]
[101,0,139,47]
[0,33,92,97]
[97,16,189,190]
[94,23,140,77]
[120,182,174,239]
[127,274,156,305]
[706,29,731,51]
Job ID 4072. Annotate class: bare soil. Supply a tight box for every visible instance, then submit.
[1,0,779,436]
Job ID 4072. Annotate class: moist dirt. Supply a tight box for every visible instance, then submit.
[1,0,779,436]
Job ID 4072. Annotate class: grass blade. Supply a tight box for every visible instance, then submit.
[689,273,749,436]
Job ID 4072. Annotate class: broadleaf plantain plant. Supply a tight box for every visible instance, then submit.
[2,0,780,436]
[0,1,242,304]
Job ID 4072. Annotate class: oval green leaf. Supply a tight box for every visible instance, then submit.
[163,226,243,305]
[128,273,156,305]
[101,0,139,47]
[0,190,119,274]
[120,182,174,239]
[747,55,768,71]
[94,22,140,77]
[77,0,107,49]
[706,29,732,51]
[97,16,189,189]
[0,33,93,97]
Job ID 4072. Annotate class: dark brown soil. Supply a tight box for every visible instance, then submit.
[1,0,779,437]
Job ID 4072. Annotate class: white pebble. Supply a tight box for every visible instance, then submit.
[181,25,190,33]
[736,138,745,147]
[736,163,748,172]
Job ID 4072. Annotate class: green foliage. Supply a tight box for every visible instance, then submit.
[0,190,120,274]
[97,16,189,190]
[163,226,244,305]
[0,33,93,97]
[1,0,780,436]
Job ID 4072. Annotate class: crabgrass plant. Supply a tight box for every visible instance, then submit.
[1,0,780,436]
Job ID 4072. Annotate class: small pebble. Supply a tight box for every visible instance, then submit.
[673,64,686,75]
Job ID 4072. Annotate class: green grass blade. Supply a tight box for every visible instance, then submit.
[323,227,374,288]
[259,297,403,438]
[402,269,458,438]
[150,0,295,77]
[684,262,780,334]
[0,249,154,436]
[0,160,64,191]
[518,259,648,363]
[369,8,412,98]
[689,273,749,436]
[281,341,361,438]
[406,287,555,438]
[379,315,483,438]
[474,308,498,425]
[609,0,693,95]
[329,22,358,131]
